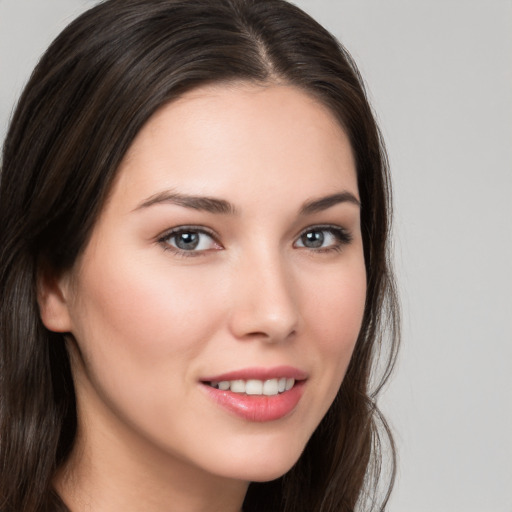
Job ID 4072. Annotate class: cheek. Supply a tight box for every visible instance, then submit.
[306,263,366,348]
[68,249,227,377]
[66,251,232,439]
[301,258,367,395]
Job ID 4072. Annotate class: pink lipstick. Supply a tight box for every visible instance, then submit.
[200,366,307,422]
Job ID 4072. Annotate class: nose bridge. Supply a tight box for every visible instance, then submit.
[228,244,299,342]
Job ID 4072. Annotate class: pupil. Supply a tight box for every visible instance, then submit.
[176,232,199,250]
[303,230,324,248]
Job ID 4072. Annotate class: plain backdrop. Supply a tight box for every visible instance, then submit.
[1,1,511,511]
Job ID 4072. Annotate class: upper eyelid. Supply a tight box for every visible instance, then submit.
[158,225,218,240]
[295,223,350,237]
[158,223,347,236]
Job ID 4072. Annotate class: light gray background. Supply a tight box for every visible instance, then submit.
[1,1,511,511]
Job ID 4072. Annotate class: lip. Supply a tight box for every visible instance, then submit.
[201,380,306,422]
[201,365,308,383]
[200,366,308,422]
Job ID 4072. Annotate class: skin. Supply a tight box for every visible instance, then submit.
[39,83,367,512]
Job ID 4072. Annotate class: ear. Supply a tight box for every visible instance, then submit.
[37,264,74,333]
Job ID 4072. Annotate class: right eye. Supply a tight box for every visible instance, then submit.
[159,227,222,254]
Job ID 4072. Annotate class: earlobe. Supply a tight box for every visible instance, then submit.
[37,266,73,333]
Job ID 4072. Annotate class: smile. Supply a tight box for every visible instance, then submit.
[208,378,295,396]
[200,367,307,422]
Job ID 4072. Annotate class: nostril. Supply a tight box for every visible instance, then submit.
[242,328,297,343]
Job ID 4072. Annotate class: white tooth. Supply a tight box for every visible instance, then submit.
[263,379,279,396]
[278,377,286,393]
[285,378,295,391]
[218,381,230,391]
[230,380,246,393]
[210,381,219,388]
[245,379,263,395]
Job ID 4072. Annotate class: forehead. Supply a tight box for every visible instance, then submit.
[112,83,358,209]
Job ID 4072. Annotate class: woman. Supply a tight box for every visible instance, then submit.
[0,0,399,511]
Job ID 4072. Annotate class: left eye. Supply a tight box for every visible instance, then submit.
[161,229,219,252]
[294,227,350,250]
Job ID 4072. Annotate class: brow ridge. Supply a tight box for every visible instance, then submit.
[135,191,237,215]
[300,192,360,214]
[135,190,359,216]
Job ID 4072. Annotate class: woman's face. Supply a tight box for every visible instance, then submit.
[45,84,366,487]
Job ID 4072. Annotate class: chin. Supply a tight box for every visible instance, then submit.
[245,463,297,483]
[209,441,305,483]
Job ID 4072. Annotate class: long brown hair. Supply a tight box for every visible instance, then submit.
[0,0,399,510]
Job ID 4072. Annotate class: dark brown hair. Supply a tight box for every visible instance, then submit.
[0,0,399,510]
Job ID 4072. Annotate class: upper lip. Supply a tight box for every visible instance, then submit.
[201,365,308,382]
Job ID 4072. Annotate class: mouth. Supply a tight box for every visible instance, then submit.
[206,377,296,396]
[200,367,307,422]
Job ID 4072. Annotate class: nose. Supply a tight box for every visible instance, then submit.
[228,251,300,343]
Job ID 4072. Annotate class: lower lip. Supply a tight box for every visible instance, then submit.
[201,381,305,422]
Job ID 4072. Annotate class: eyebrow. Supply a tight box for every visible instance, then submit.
[134,190,360,215]
[135,191,237,215]
[299,192,360,214]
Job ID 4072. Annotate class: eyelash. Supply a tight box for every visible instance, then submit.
[157,224,352,258]
[158,226,221,258]
[295,225,353,253]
